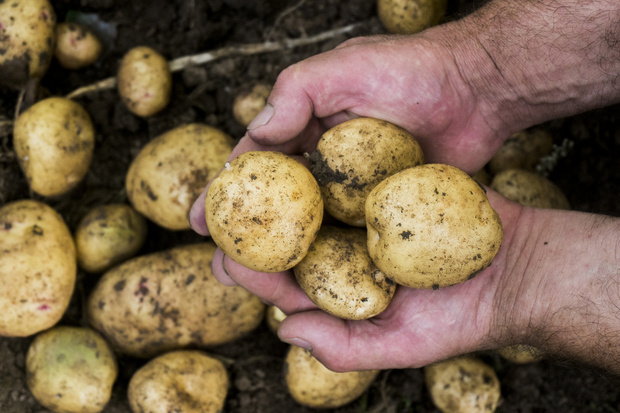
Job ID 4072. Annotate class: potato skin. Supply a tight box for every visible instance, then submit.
[497,344,544,364]
[128,350,228,413]
[311,117,424,227]
[491,168,570,210]
[377,0,447,34]
[117,46,171,117]
[233,83,272,127]
[126,123,233,230]
[366,164,503,289]
[294,226,396,320]
[205,151,324,273]
[0,200,76,337]
[13,97,95,197]
[87,242,265,358]
[26,326,118,413]
[54,22,103,70]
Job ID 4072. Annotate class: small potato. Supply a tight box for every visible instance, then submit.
[285,345,380,409]
[26,326,118,413]
[377,0,447,34]
[0,200,76,337]
[128,350,228,413]
[488,128,554,175]
[205,151,324,273]
[13,97,95,197]
[294,226,396,320]
[75,204,147,273]
[425,356,501,413]
[126,123,233,230]
[0,0,56,87]
[265,305,287,334]
[366,164,503,289]
[87,242,265,358]
[491,169,570,210]
[471,168,491,187]
[117,46,172,117]
[54,22,103,69]
[497,344,544,364]
[232,83,272,127]
[311,117,424,227]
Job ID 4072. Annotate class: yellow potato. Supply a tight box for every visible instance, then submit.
[0,200,76,337]
[311,117,424,227]
[26,326,118,413]
[87,242,265,358]
[126,123,233,230]
[75,204,147,273]
[13,97,95,197]
[491,168,570,210]
[366,164,503,289]
[377,0,447,34]
[232,83,272,127]
[294,226,396,320]
[488,128,554,175]
[497,344,544,364]
[128,350,228,413]
[205,151,324,273]
[54,22,103,70]
[265,305,287,334]
[117,46,172,117]
[285,345,380,408]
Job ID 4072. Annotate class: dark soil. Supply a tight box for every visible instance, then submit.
[1,0,620,412]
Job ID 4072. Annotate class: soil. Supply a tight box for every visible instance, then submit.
[1,0,620,412]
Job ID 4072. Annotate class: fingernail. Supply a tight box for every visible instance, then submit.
[283,337,313,352]
[247,102,274,130]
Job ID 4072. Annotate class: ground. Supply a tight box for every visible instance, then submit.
[1,0,620,412]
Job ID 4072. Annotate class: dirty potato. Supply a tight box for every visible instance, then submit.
[497,344,544,364]
[491,168,570,210]
[488,128,554,175]
[377,0,447,34]
[54,22,103,69]
[232,83,272,127]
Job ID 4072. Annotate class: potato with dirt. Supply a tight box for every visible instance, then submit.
[377,0,447,34]
[128,350,228,413]
[126,123,233,230]
[26,326,118,413]
[54,22,103,70]
[87,242,265,358]
[233,82,272,127]
[491,168,570,210]
[0,200,76,337]
[488,128,554,175]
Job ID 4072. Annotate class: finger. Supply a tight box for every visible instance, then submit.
[211,247,238,286]
[188,185,210,235]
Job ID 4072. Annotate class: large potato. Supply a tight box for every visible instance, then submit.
[491,168,570,210]
[126,123,233,230]
[87,242,265,358]
[0,200,76,337]
[294,226,396,320]
[311,117,424,227]
[13,97,95,197]
[26,326,118,413]
[205,151,324,273]
[488,128,554,175]
[377,0,447,34]
[366,164,503,289]
[128,350,228,413]
[0,0,56,87]
[54,22,103,70]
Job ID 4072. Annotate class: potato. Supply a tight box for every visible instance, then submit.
[128,350,228,413]
[366,164,503,289]
[54,22,103,70]
[26,326,118,413]
[471,168,491,186]
[425,356,501,413]
[117,46,172,117]
[205,151,324,273]
[488,128,554,175]
[284,345,380,408]
[497,344,544,364]
[75,204,147,273]
[126,123,233,230]
[0,0,56,87]
[294,226,396,320]
[87,242,265,358]
[13,97,95,197]
[310,117,424,227]
[491,168,570,210]
[0,200,76,337]
[265,305,287,334]
[377,0,447,34]
[232,83,272,127]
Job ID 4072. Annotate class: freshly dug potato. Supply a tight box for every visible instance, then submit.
[311,117,424,227]
[491,169,570,210]
[75,204,147,273]
[284,345,380,409]
[488,129,554,175]
[497,344,544,364]
[87,242,265,358]
[366,164,503,289]
[126,123,233,230]
[128,350,228,413]
[13,97,95,197]
[54,22,103,69]
[0,0,56,87]
[233,83,272,127]
[26,326,118,413]
[205,151,324,273]
[471,168,491,186]
[377,0,447,34]
[117,46,172,117]
[425,356,501,413]
[294,226,396,320]
[265,305,287,333]
[0,200,76,337]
